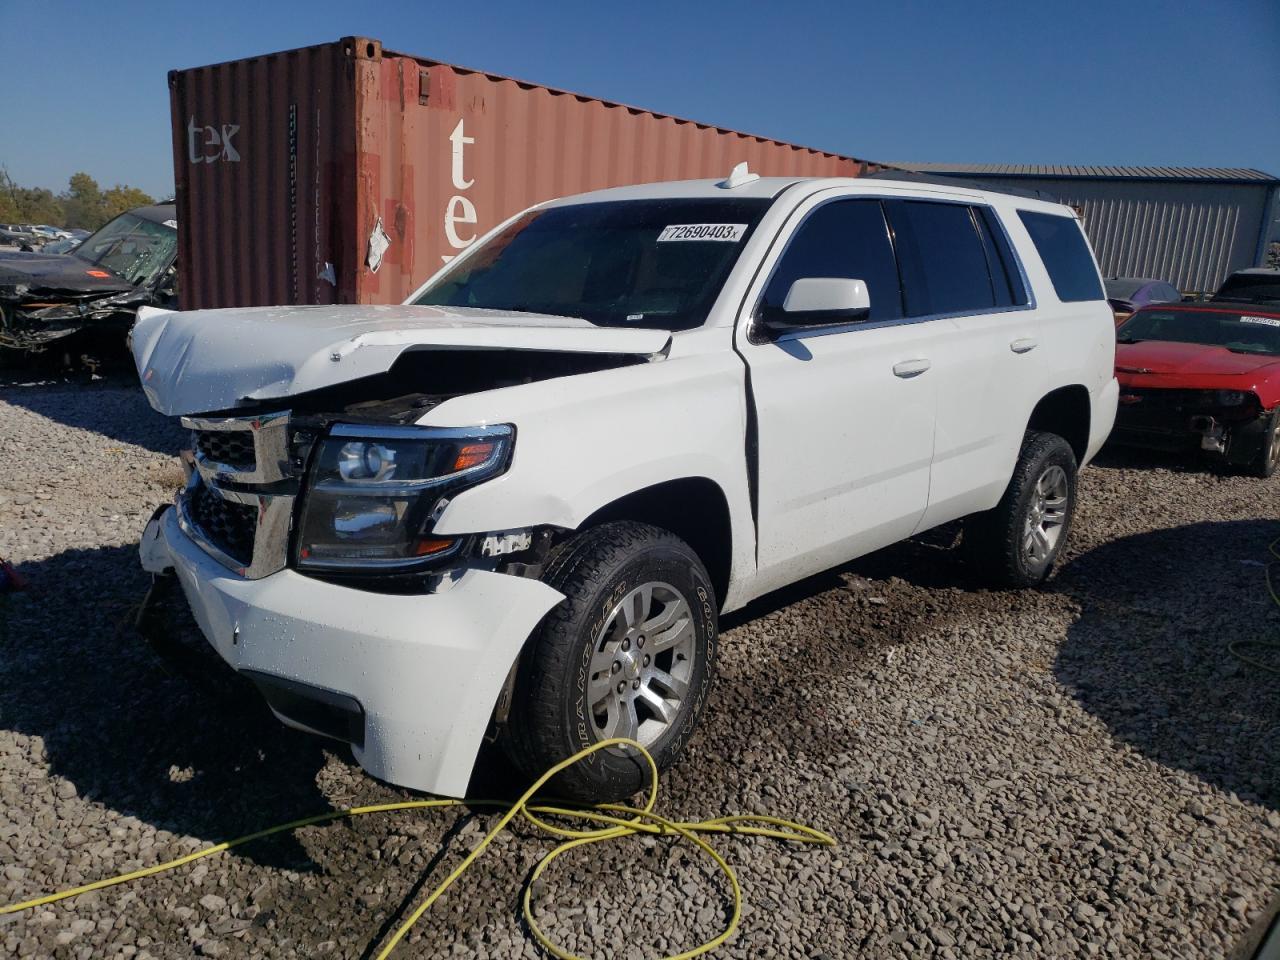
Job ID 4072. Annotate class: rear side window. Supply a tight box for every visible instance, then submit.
[975,207,1029,307]
[760,199,904,323]
[1017,211,1104,302]
[884,200,997,317]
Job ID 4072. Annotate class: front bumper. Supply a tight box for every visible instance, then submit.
[0,295,141,350]
[1112,389,1272,465]
[141,506,564,797]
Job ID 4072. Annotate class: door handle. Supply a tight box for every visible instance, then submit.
[1010,337,1038,354]
[892,358,932,378]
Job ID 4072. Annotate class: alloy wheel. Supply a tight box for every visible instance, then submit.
[1023,464,1069,564]
[586,581,696,748]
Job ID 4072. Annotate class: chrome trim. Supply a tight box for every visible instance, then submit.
[295,539,464,572]
[328,423,514,441]
[175,472,295,579]
[182,410,292,485]
[742,192,1037,344]
[314,424,513,494]
[174,410,296,579]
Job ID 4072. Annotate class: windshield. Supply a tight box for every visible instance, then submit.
[1118,307,1280,355]
[1215,273,1280,303]
[1105,279,1147,300]
[73,212,177,287]
[413,198,771,330]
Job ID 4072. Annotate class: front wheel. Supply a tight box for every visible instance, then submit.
[501,521,718,802]
[1248,409,1280,479]
[965,430,1078,588]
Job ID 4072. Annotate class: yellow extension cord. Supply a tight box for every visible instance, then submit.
[0,737,836,959]
[7,535,1270,953]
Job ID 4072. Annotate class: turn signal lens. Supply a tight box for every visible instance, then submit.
[412,537,455,556]
[452,441,496,472]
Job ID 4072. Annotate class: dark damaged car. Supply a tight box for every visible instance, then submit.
[0,203,178,353]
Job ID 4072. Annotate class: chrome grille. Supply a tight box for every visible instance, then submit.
[188,481,258,565]
[194,430,255,470]
[176,411,295,579]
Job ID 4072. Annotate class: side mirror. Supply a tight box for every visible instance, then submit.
[759,278,870,338]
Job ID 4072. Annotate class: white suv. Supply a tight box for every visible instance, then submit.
[133,168,1118,801]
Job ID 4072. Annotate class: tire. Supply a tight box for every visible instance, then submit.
[965,430,1078,588]
[502,521,718,802]
[1248,409,1280,479]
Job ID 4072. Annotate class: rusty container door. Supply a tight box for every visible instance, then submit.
[171,38,886,310]
[168,40,363,311]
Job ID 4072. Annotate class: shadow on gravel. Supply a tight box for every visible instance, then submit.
[717,514,1279,815]
[1089,441,1240,477]
[1052,518,1280,810]
[0,543,331,869]
[0,374,181,456]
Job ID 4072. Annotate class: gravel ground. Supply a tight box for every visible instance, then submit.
[1,375,1277,959]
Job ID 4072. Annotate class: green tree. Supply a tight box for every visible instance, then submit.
[102,184,155,222]
[62,172,105,230]
[0,168,20,222]
[0,170,155,229]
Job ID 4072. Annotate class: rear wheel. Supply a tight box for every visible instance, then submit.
[965,430,1078,588]
[502,521,718,802]
[1248,409,1280,479]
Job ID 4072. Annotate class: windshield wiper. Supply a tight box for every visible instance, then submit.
[1116,337,1144,344]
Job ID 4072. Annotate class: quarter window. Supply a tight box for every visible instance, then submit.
[1017,210,1105,303]
[760,200,903,323]
[884,200,997,317]
[975,206,1029,307]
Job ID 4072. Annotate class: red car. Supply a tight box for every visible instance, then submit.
[1112,303,1280,477]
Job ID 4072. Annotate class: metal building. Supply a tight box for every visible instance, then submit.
[896,163,1280,294]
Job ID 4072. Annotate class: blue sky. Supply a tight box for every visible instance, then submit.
[1,0,1277,199]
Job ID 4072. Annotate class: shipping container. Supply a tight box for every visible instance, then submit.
[169,37,890,310]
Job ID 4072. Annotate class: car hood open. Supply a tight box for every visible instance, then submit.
[131,303,673,416]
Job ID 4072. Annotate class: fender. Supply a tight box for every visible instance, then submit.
[422,346,760,611]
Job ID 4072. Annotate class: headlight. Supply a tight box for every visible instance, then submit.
[295,424,513,571]
[1216,390,1249,407]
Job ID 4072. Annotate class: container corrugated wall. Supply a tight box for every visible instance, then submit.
[170,38,885,310]
[169,41,361,310]
[966,176,1274,294]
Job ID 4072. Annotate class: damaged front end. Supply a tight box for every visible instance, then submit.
[0,203,179,356]
[0,284,153,350]
[1113,387,1273,466]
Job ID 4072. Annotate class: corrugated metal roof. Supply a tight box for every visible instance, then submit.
[892,162,1280,183]
[948,176,1274,292]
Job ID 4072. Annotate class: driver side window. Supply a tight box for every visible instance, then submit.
[760,199,903,323]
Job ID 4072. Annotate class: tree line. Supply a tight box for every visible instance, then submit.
[0,168,159,230]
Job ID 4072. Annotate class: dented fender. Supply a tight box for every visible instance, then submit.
[421,339,760,611]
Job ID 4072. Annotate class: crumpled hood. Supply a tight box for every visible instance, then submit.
[0,250,134,295]
[1115,340,1280,378]
[131,303,672,416]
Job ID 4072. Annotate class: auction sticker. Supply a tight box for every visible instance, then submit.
[657,223,747,242]
[1240,315,1280,327]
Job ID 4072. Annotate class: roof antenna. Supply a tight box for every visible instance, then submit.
[717,161,759,189]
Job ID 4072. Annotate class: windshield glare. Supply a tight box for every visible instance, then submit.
[73,212,177,287]
[1118,307,1280,355]
[413,198,771,330]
